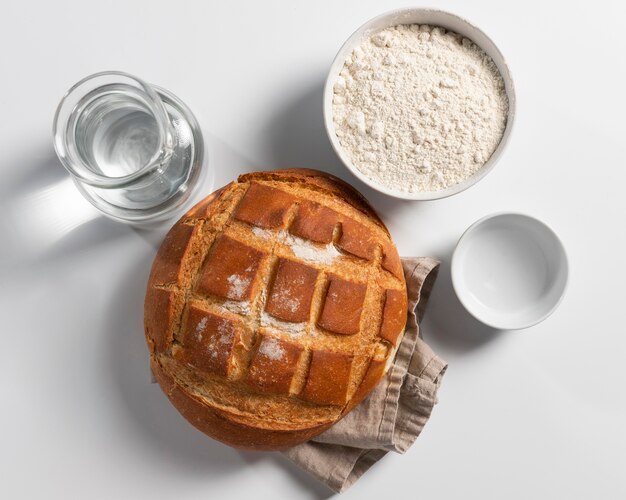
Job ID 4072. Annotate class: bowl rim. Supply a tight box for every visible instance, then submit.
[450,212,569,330]
[323,7,517,201]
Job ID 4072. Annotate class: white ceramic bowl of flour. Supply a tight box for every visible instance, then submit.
[452,213,568,330]
[324,8,516,200]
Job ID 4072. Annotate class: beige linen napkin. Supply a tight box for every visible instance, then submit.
[281,257,447,493]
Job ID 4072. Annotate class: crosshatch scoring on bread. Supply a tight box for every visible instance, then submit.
[144,169,408,450]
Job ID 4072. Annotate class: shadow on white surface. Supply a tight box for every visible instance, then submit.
[235,451,334,499]
[267,455,335,499]
[205,134,261,188]
[0,149,132,272]
[422,243,502,353]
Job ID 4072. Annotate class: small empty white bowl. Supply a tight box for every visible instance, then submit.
[451,213,568,330]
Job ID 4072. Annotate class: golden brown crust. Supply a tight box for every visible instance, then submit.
[149,223,195,285]
[381,240,404,280]
[290,200,339,244]
[196,236,265,301]
[144,168,406,450]
[317,276,367,335]
[299,350,354,406]
[265,259,319,323]
[183,183,231,221]
[174,306,244,377]
[237,169,388,232]
[337,218,379,261]
[144,288,180,354]
[379,289,409,347]
[246,333,304,395]
[144,187,227,354]
[350,356,387,405]
[233,182,296,229]
[151,358,333,450]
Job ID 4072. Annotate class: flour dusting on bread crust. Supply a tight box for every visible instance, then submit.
[260,312,307,337]
[226,274,251,299]
[258,337,286,361]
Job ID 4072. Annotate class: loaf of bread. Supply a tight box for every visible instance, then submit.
[144,169,407,450]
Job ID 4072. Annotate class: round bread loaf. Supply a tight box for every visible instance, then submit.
[144,169,407,450]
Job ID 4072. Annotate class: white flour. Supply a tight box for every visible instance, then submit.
[257,336,286,361]
[205,320,233,359]
[227,274,251,299]
[195,316,208,341]
[252,227,340,265]
[332,24,508,192]
[280,232,341,264]
[260,312,307,337]
[219,299,251,315]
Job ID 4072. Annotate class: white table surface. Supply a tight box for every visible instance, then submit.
[2,0,625,498]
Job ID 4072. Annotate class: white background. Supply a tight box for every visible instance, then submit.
[1,0,625,498]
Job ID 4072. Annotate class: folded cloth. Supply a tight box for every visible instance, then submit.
[281,257,446,493]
